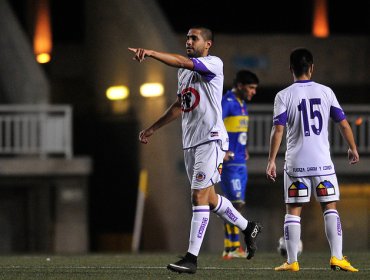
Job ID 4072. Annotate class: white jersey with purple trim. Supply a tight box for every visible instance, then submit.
[177,55,228,150]
[273,80,346,177]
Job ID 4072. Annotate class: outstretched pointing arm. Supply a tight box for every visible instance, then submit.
[128,48,194,70]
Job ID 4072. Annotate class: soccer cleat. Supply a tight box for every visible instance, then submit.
[222,247,247,260]
[230,246,247,258]
[167,256,197,274]
[330,256,358,272]
[243,221,263,259]
[222,250,232,260]
[274,261,300,272]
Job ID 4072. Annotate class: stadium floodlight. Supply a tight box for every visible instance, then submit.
[106,86,129,100]
[140,83,164,97]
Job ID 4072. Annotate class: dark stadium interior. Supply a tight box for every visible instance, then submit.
[4,0,370,253]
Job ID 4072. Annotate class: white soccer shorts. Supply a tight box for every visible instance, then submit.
[184,140,225,189]
[284,172,340,204]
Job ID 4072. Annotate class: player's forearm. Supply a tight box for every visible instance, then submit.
[338,119,357,151]
[268,125,284,162]
[150,101,182,131]
[149,50,194,69]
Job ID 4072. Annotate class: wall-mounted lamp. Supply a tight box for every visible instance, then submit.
[140,83,164,97]
[36,53,51,64]
[106,85,129,100]
[34,0,52,63]
[312,0,329,38]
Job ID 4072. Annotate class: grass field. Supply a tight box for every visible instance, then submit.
[0,252,368,279]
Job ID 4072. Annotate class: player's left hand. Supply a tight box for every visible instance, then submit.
[224,151,234,161]
[245,150,250,160]
[266,161,277,182]
[348,148,359,164]
[138,128,154,144]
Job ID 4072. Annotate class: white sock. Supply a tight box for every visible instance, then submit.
[284,214,301,264]
[187,205,210,256]
[212,195,248,230]
[324,209,343,259]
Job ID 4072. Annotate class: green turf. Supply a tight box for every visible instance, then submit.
[0,252,368,279]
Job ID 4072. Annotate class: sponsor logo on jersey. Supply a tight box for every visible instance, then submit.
[316,180,335,196]
[210,131,219,137]
[181,87,200,112]
[195,172,206,182]
[288,181,308,197]
[217,163,223,175]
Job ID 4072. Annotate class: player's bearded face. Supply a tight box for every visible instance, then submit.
[186,29,207,58]
[186,45,204,58]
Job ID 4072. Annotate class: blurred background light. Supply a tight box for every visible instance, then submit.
[36,53,51,64]
[33,0,52,63]
[312,0,329,38]
[106,86,129,100]
[140,83,164,97]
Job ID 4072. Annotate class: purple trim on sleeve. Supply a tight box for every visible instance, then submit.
[273,111,287,126]
[330,106,346,122]
[191,58,216,82]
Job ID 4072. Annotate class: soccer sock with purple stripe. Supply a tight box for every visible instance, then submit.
[324,209,343,259]
[284,214,301,264]
[212,194,248,231]
[187,205,210,256]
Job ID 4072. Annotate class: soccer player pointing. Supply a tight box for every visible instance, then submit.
[130,27,262,274]
[266,48,359,272]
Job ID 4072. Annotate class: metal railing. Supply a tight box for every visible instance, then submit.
[0,105,72,159]
[248,104,370,155]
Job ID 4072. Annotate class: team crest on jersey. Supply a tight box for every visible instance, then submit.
[217,163,223,175]
[316,180,335,196]
[181,87,200,112]
[288,181,308,197]
[195,172,206,182]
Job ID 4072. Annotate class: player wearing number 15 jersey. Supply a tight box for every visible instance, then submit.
[273,76,344,178]
[266,48,359,272]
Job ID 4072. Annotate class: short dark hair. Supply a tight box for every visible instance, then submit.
[190,26,214,42]
[233,70,259,87]
[290,48,313,77]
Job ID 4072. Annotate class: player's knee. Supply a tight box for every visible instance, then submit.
[191,189,209,206]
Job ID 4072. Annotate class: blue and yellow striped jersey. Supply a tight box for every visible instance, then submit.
[222,90,249,164]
